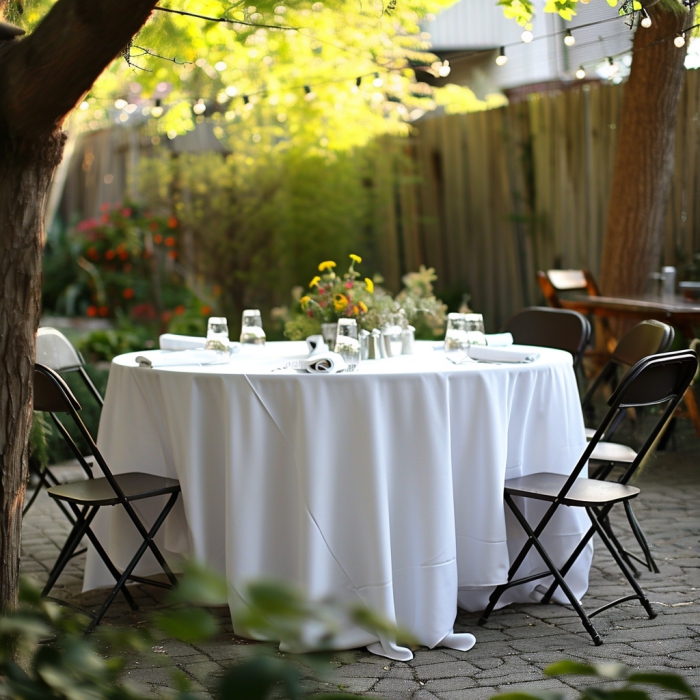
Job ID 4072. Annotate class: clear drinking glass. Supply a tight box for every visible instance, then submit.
[240,309,266,345]
[463,313,487,347]
[205,317,230,352]
[335,318,360,371]
[444,313,470,364]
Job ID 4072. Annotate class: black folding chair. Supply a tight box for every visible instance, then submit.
[477,350,697,645]
[24,328,105,518]
[501,307,591,386]
[583,320,674,574]
[34,363,181,631]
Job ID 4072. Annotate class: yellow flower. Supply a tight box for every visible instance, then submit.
[358,301,368,313]
[309,276,321,288]
[333,293,348,311]
[365,278,374,293]
[352,304,359,315]
[318,261,336,272]
[349,254,362,264]
[300,295,311,309]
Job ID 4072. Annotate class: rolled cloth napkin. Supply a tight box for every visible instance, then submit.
[468,345,539,364]
[305,335,329,356]
[135,350,230,368]
[159,333,207,350]
[485,332,513,347]
[285,351,347,373]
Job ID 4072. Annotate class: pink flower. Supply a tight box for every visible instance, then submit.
[345,281,353,289]
[76,218,98,231]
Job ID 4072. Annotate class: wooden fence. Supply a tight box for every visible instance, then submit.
[372,69,700,331]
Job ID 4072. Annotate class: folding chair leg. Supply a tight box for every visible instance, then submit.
[507,497,603,645]
[22,468,50,516]
[623,501,659,574]
[43,506,96,596]
[85,494,181,632]
[597,511,640,576]
[586,507,656,620]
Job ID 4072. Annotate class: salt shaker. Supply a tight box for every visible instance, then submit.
[662,266,676,298]
[359,329,370,361]
[368,328,386,359]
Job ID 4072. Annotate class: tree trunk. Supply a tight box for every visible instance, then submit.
[0,0,160,611]
[599,2,691,310]
[0,131,65,610]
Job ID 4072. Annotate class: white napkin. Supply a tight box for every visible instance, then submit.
[485,332,513,347]
[306,335,329,356]
[282,351,347,374]
[135,350,230,368]
[159,333,207,350]
[468,345,539,363]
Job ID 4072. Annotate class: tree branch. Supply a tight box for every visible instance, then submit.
[0,0,159,138]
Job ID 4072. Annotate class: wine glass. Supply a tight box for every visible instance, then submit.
[335,318,361,371]
[444,313,470,364]
[240,309,266,345]
[205,317,230,352]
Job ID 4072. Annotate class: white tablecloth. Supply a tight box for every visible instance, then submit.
[85,341,591,658]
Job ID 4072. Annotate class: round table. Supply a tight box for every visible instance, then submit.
[84,341,591,660]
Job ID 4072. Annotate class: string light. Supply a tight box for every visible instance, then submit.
[495,46,508,66]
[607,56,619,76]
[674,33,686,47]
[304,85,316,100]
[193,99,206,114]
[641,9,652,28]
[151,99,163,117]
[356,76,362,87]
[372,72,383,87]
[575,66,586,79]
[521,30,534,43]
[564,29,575,46]
[114,98,127,109]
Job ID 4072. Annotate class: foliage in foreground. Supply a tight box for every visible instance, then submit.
[1,565,698,699]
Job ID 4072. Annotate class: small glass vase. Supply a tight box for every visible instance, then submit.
[321,322,338,350]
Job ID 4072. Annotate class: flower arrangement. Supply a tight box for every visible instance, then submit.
[298,255,375,325]
[284,257,448,340]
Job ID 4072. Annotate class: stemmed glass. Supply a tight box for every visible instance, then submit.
[335,319,361,372]
[240,309,266,345]
[444,313,470,364]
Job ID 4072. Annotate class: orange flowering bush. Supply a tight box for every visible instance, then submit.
[72,203,191,324]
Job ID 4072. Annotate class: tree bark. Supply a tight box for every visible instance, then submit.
[0,0,159,611]
[599,2,691,307]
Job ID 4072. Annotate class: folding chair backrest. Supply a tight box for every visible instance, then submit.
[546,269,593,292]
[502,307,591,365]
[36,327,83,372]
[34,364,123,491]
[607,349,697,410]
[36,327,104,407]
[564,350,697,497]
[34,364,82,413]
[610,320,675,367]
[581,320,674,409]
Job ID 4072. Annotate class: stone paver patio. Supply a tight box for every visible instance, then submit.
[20,429,700,699]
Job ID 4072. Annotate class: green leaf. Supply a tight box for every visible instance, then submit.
[217,656,303,700]
[168,561,229,606]
[152,607,219,643]
[627,672,700,700]
[544,661,600,677]
[490,693,564,700]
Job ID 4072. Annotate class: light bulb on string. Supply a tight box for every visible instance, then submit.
[607,56,619,76]
[564,29,575,47]
[372,72,383,87]
[193,99,206,115]
[495,46,508,66]
[356,76,362,87]
[521,30,533,43]
[151,99,163,118]
[304,85,316,101]
[641,9,652,28]
[575,66,586,79]
[674,33,686,47]
[438,60,451,77]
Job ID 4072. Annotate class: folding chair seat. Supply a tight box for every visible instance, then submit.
[477,350,697,645]
[24,328,105,519]
[34,363,181,631]
[501,307,590,386]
